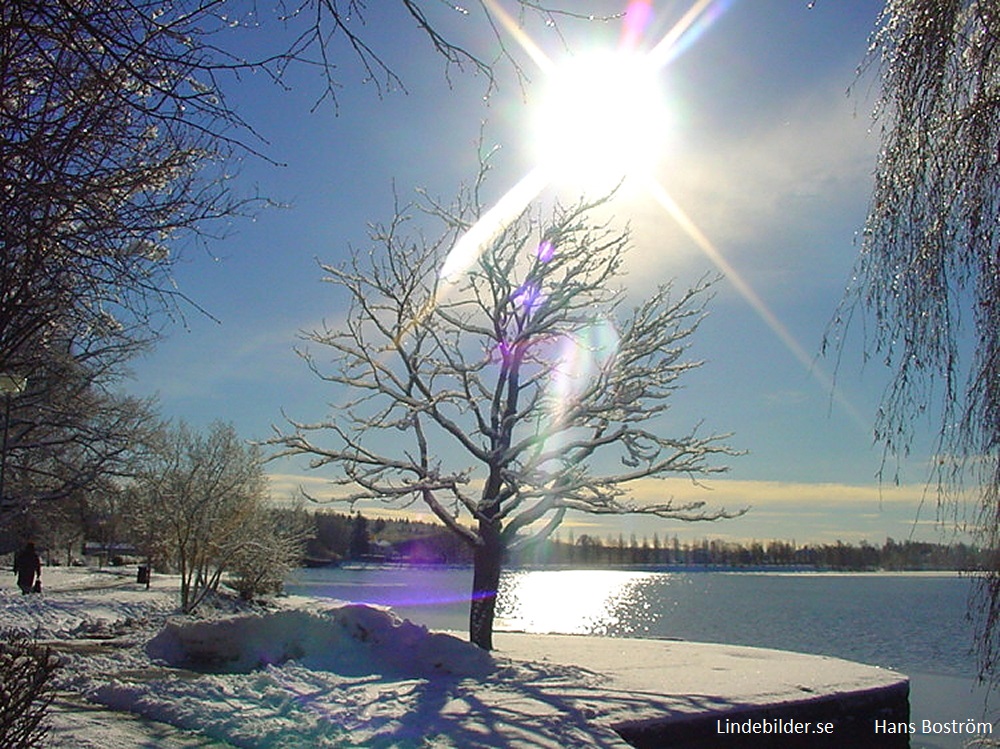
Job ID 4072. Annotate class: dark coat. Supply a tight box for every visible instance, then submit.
[13,544,41,591]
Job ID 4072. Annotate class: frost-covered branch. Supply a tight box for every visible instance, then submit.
[271,156,741,647]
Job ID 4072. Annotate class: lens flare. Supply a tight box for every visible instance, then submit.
[643,178,869,430]
[439,167,547,281]
[482,0,554,74]
[648,0,735,69]
[548,320,619,426]
[536,238,556,263]
[511,282,546,317]
[439,0,730,284]
[621,0,654,50]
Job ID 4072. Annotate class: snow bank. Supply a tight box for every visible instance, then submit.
[80,600,613,747]
[146,603,493,677]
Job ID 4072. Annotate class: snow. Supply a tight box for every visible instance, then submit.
[1,566,907,748]
[144,605,493,677]
[2,567,629,747]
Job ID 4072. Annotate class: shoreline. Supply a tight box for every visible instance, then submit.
[317,560,975,576]
[13,566,988,747]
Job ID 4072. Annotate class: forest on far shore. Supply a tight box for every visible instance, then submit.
[304,511,984,572]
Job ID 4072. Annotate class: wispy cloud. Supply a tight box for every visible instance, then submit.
[642,477,936,506]
[135,324,304,401]
[265,468,974,543]
[623,76,877,291]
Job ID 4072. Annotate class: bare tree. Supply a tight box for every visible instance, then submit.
[127,421,276,612]
[0,331,159,535]
[0,0,602,374]
[826,1,1000,681]
[272,174,741,649]
[1,1,257,536]
[1,0,250,379]
[228,504,311,601]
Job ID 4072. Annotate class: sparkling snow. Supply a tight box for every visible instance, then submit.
[2,567,628,747]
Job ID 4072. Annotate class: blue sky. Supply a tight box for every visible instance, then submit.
[125,0,969,545]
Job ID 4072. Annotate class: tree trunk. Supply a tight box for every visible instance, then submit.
[469,519,504,650]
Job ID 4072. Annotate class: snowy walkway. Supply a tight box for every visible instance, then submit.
[47,693,235,748]
[495,633,909,747]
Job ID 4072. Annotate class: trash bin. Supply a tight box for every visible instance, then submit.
[137,565,150,586]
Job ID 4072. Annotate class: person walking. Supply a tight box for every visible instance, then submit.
[13,541,41,594]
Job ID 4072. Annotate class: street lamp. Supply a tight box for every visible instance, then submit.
[0,374,27,509]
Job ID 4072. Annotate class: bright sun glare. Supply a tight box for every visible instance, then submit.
[532,50,671,191]
[436,0,867,429]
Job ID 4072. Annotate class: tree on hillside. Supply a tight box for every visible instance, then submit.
[272,173,741,649]
[349,514,371,560]
[826,2,1000,681]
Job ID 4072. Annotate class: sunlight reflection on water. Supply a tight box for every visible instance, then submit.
[496,569,662,635]
[289,567,974,678]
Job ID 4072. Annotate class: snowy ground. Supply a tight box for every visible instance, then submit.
[2,567,630,748]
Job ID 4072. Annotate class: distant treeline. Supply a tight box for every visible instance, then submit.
[303,511,472,566]
[517,533,985,572]
[299,510,984,572]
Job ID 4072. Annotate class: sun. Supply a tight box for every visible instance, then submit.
[436,2,858,426]
[531,49,672,193]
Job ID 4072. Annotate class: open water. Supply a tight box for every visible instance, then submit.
[286,567,992,748]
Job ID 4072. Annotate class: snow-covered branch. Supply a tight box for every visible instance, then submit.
[270,166,742,648]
